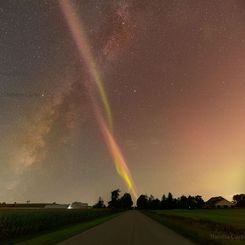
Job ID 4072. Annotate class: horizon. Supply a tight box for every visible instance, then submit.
[0,191,239,206]
[0,0,244,205]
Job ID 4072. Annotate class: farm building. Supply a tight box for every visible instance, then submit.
[206,196,234,208]
[0,203,49,208]
[44,203,69,209]
[68,202,88,209]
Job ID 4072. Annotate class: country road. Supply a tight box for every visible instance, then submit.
[58,210,196,245]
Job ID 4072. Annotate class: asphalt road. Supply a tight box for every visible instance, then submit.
[58,210,196,245]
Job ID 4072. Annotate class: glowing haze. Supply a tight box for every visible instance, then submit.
[0,0,244,204]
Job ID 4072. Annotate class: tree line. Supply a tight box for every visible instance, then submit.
[93,189,133,209]
[136,193,205,209]
[233,194,245,207]
[93,190,245,209]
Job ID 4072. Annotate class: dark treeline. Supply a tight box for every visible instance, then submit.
[93,190,204,209]
[233,194,245,207]
[137,193,205,209]
[93,189,133,209]
[93,190,245,209]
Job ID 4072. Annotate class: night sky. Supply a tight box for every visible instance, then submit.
[0,0,244,204]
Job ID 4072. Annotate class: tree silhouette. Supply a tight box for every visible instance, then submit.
[93,197,105,208]
[233,194,245,207]
[179,195,188,209]
[120,193,133,209]
[161,194,167,209]
[108,189,121,208]
[152,198,161,209]
[194,195,205,208]
[166,192,174,209]
[136,195,148,209]
[148,195,154,209]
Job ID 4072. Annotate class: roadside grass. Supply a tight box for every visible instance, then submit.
[145,209,245,245]
[153,209,245,229]
[6,213,119,245]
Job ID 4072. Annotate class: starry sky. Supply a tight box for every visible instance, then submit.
[0,0,244,204]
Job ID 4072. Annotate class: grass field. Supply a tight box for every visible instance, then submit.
[153,209,245,229]
[13,213,119,245]
[0,208,117,243]
[146,209,245,245]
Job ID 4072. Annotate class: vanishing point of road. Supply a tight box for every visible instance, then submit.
[58,210,196,245]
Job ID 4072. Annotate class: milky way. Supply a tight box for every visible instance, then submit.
[0,0,244,204]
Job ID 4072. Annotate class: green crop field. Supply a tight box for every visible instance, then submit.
[146,209,245,245]
[0,208,116,243]
[152,209,245,229]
